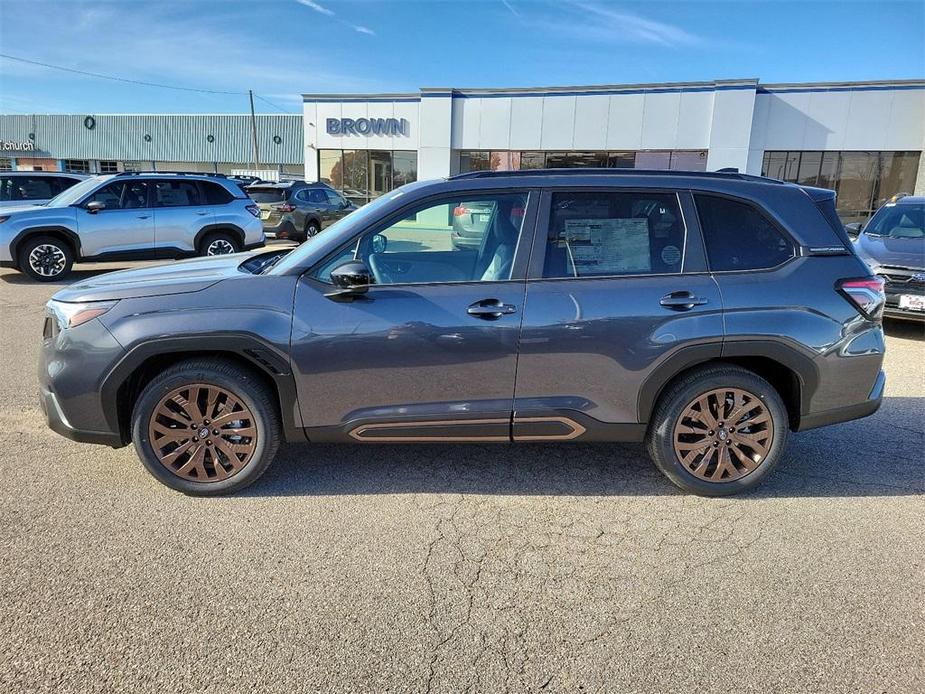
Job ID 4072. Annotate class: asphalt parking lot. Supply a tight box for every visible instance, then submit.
[0,253,923,693]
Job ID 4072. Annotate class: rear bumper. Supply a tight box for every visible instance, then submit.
[262,220,298,240]
[883,305,925,322]
[796,370,885,431]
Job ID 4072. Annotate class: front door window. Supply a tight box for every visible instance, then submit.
[315,192,528,285]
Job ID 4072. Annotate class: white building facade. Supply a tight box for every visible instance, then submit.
[304,78,924,221]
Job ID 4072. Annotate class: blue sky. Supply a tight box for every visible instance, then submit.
[0,0,922,114]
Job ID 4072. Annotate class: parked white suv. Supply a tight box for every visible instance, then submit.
[0,172,265,281]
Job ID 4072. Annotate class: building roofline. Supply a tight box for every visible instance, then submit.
[0,113,300,117]
[302,77,924,102]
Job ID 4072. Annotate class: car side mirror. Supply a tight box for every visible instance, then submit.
[326,260,371,301]
[85,200,105,214]
[845,222,862,239]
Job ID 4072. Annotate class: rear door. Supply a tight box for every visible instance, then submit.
[151,179,213,255]
[513,188,724,440]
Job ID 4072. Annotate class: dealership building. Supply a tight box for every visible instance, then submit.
[304,78,924,221]
[1,78,922,222]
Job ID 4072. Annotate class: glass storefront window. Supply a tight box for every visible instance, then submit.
[796,151,823,186]
[520,152,545,169]
[318,149,418,205]
[607,152,635,168]
[457,150,709,174]
[319,150,343,190]
[393,151,417,189]
[545,152,571,168]
[761,150,921,222]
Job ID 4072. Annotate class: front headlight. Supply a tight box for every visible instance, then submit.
[46,299,118,331]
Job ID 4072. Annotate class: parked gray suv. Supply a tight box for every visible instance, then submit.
[38,169,886,496]
[1,172,265,281]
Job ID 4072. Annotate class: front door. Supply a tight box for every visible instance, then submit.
[290,191,535,442]
[76,180,154,258]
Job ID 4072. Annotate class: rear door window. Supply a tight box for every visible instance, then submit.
[6,176,57,201]
[542,191,685,278]
[153,180,203,207]
[694,194,794,271]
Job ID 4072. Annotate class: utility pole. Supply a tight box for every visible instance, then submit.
[248,89,260,172]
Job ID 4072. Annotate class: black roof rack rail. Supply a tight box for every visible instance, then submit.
[449,168,783,184]
[115,171,229,178]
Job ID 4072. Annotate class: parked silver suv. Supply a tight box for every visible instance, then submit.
[0,172,265,281]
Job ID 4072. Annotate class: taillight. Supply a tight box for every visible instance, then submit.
[453,205,470,217]
[276,203,295,213]
[245,204,260,218]
[837,277,885,319]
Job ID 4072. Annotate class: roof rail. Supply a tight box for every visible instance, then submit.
[115,171,229,178]
[449,168,783,184]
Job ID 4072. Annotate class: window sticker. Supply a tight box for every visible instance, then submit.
[562,218,651,274]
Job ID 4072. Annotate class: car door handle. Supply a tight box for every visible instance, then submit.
[196,211,210,216]
[660,291,708,310]
[137,215,151,219]
[467,299,517,319]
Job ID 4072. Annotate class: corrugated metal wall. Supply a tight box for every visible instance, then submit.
[0,114,303,164]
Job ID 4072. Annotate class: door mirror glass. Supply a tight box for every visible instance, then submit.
[86,200,106,213]
[371,233,387,254]
[327,260,371,300]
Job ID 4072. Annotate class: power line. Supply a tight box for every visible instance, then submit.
[253,93,294,114]
[0,52,245,96]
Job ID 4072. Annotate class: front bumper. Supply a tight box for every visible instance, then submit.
[40,387,123,447]
[38,315,128,447]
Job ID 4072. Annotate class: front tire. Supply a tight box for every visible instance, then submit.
[18,235,74,281]
[131,359,281,495]
[199,231,241,256]
[646,365,789,496]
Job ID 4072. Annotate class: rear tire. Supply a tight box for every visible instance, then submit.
[199,231,241,256]
[303,220,320,241]
[131,359,281,495]
[645,364,789,496]
[18,235,74,281]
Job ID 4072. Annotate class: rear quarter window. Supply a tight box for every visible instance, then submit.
[202,181,235,205]
[694,194,795,272]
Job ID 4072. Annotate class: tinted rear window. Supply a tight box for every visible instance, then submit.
[248,188,286,203]
[695,194,795,271]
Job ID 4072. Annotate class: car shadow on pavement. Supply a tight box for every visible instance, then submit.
[242,396,924,499]
[883,319,924,340]
[0,266,133,286]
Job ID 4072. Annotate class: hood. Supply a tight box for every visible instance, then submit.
[52,252,255,302]
[855,232,925,270]
[0,204,49,215]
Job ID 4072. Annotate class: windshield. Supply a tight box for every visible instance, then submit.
[269,186,415,275]
[45,176,108,207]
[864,203,924,239]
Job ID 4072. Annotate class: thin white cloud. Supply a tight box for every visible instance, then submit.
[293,0,376,36]
[295,0,335,17]
[515,1,702,48]
[501,0,520,18]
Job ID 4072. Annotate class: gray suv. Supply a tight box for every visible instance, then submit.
[1,172,265,281]
[38,169,886,497]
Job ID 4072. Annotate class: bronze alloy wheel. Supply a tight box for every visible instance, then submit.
[147,383,258,482]
[672,387,773,482]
